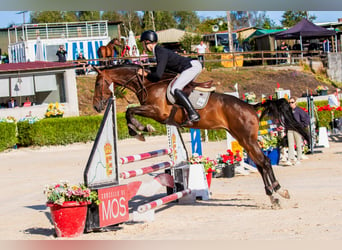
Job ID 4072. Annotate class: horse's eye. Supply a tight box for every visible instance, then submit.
[95,82,100,87]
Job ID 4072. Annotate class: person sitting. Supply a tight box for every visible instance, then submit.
[8,97,18,108]
[23,97,32,107]
[138,30,202,125]
[77,52,91,75]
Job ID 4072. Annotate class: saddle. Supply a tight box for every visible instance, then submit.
[166,78,216,109]
[165,77,216,126]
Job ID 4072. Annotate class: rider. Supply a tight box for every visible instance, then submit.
[138,30,202,124]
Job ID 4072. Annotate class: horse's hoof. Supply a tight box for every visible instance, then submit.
[277,189,290,199]
[135,134,145,141]
[146,124,155,133]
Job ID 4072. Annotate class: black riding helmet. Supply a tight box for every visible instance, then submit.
[140,30,158,43]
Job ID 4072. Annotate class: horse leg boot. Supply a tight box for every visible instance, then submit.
[173,89,200,125]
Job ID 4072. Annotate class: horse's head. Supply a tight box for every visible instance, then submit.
[92,65,146,112]
[92,67,115,112]
[110,38,121,46]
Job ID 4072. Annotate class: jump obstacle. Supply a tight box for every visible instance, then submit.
[83,97,201,231]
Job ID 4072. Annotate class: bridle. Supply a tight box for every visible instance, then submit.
[97,65,148,104]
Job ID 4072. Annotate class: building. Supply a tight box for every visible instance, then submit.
[2,20,122,64]
[0,61,79,120]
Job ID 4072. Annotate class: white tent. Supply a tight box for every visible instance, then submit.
[127,30,139,57]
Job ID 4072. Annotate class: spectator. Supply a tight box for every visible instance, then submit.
[131,45,140,64]
[56,45,67,62]
[23,97,32,107]
[8,97,18,108]
[196,40,208,67]
[76,52,91,75]
[140,49,149,64]
[282,97,310,166]
[279,41,288,63]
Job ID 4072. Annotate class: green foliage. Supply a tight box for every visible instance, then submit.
[281,11,316,27]
[173,11,200,32]
[17,116,102,146]
[179,33,202,52]
[0,122,17,151]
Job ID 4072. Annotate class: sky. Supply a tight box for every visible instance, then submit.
[0,11,342,29]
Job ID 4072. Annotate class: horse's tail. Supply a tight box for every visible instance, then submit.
[253,98,310,144]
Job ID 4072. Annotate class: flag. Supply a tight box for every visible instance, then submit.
[277,82,280,89]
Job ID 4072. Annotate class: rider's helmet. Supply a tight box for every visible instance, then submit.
[140,30,158,43]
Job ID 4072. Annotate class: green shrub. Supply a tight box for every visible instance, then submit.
[0,122,17,151]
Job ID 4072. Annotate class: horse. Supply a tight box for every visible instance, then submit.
[91,64,310,208]
[97,38,122,66]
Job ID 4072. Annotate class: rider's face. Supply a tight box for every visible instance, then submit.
[143,41,153,52]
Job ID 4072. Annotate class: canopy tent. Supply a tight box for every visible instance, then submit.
[275,18,337,53]
[275,18,336,39]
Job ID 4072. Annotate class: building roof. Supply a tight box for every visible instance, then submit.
[0,61,77,73]
[155,28,198,43]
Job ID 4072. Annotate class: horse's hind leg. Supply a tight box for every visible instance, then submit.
[247,145,289,208]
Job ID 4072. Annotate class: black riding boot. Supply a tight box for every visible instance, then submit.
[173,89,200,123]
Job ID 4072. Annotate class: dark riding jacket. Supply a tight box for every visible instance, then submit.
[292,106,310,128]
[147,45,194,82]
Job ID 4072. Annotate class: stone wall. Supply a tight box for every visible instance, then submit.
[327,53,342,83]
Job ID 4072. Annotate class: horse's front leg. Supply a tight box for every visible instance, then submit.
[126,105,163,141]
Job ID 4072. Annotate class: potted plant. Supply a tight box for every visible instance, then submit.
[257,133,281,165]
[189,154,217,188]
[45,102,64,118]
[216,149,242,178]
[315,85,328,96]
[44,181,100,237]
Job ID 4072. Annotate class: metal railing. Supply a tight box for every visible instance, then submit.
[8,20,109,44]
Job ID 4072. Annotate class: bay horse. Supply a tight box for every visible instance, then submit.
[97,38,122,66]
[92,64,310,208]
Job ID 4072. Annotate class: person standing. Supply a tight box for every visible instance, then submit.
[280,41,288,64]
[138,30,202,125]
[56,45,67,62]
[283,97,310,166]
[196,40,208,67]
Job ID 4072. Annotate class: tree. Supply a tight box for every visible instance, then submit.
[281,11,316,27]
[30,11,64,23]
[196,18,226,33]
[174,11,200,31]
[77,11,101,21]
[102,11,123,22]
[120,11,143,37]
[179,33,202,52]
[142,11,177,31]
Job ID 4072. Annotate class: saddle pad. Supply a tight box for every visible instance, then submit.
[166,84,211,110]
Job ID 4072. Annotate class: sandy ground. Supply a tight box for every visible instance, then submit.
[0,132,341,240]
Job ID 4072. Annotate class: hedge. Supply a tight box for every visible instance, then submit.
[0,122,17,151]
[0,99,341,152]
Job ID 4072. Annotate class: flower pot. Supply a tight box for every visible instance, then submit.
[223,164,235,178]
[47,201,89,237]
[317,90,328,96]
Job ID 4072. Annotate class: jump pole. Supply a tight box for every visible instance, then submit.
[137,189,192,213]
[120,148,173,165]
[120,160,175,179]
